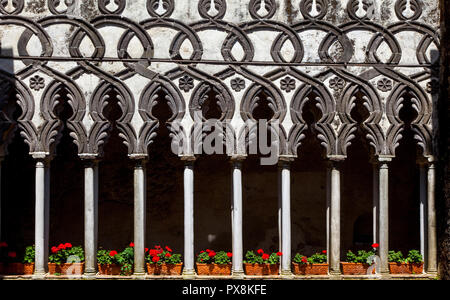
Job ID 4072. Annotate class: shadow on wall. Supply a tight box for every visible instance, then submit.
[1,49,36,253]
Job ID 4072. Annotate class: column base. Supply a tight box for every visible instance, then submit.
[32,271,46,279]
[280,270,294,279]
[84,271,97,278]
[132,271,146,278]
[232,270,245,279]
[328,270,341,277]
[182,269,197,279]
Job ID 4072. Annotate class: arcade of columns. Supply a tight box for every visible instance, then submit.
[0,0,441,277]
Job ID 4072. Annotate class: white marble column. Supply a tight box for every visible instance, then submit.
[83,158,99,276]
[419,163,427,270]
[372,161,379,245]
[231,156,244,278]
[33,155,51,276]
[279,158,293,276]
[183,157,196,277]
[378,157,391,275]
[278,165,282,253]
[133,158,147,276]
[427,161,437,274]
[326,166,331,263]
[328,159,342,275]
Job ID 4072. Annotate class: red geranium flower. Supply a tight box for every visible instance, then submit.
[277,252,283,256]
[149,249,158,256]
[0,242,8,248]
[262,253,269,260]
[206,249,211,253]
[372,243,379,249]
[152,256,160,263]
[129,242,135,247]
[227,252,233,258]
[64,243,72,248]
[165,253,171,257]
[58,243,66,250]
[165,246,172,252]
[208,251,216,257]
[8,251,16,258]
[145,248,149,252]
[109,250,118,257]
[51,246,59,253]
[155,245,161,249]
[257,249,264,255]
[322,250,327,254]
[200,250,205,254]
[301,256,307,263]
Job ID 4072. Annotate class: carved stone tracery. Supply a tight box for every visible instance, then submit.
[0,0,440,161]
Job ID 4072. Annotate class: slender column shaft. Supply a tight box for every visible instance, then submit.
[373,163,379,244]
[280,160,292,275]
[278,168,282,253]
[183,159,195,276]
[133,159,147,275]
[329,161,341,275]
[378,160,390,274]
[326,166,331,263]
[427,162,437,274]
[419,165,427,268]
[231,159,244,276]
[34,158,50,275]
[84,160,99,275]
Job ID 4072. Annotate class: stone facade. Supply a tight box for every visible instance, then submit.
[0,0,445,278]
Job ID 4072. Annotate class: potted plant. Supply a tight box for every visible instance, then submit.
[146,245,183,275]
[115,243,134,276]
[388,250,424,274]
[243,249,281,276]
[97,249,121,275]
[22,245,35,275]
[341,249,375,275]
[405,250,424,274]
[196,249,232,276]
[48,243,85,275]
[292,253,308,275]
[303,251,328,275]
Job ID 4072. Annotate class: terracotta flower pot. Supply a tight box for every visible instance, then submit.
[305,263,329,275]
[389,262,410,274]
[48,263,84,275]
[5,263,25,275]
[341,262,374,275]
[389,262,424,274]
[196,263,232,276]
[410,262,424,274]
[98,264,121,275]
[292,263,307,275]
[147,263,183,275]
[24,263,34,275]
[244,263,279,276]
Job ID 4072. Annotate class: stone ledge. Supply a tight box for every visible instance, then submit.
[0,274,438,280]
